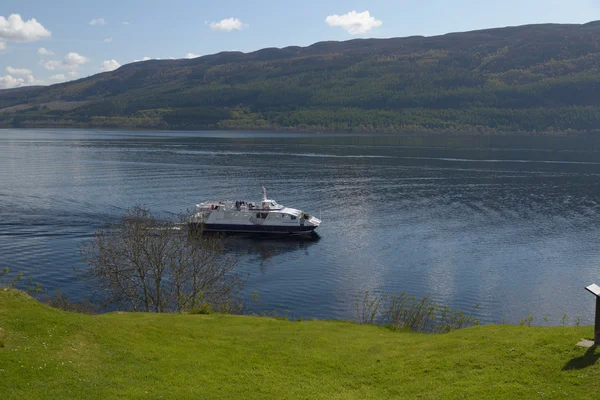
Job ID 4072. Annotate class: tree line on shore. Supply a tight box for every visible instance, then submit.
[3,22,600,133]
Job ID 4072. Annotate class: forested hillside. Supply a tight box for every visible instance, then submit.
[3,21,600,133]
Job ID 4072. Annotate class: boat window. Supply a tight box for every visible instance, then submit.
[291,215,296,220]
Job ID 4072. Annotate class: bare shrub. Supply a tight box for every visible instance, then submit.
[383,293,437,332]
[354,291,480,333]
[519,315,535,327]
[45,289,98,314]
[79,205,245,313]
[355,291,383,325]
[0,268,44,294]
[0,267,22,289]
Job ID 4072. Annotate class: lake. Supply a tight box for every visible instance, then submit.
[2,128,600,325]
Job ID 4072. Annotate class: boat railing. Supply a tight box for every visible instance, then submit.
[196,201,286,214]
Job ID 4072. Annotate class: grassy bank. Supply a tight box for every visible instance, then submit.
[1,289,599,399]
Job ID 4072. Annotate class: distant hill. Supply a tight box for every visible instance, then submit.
[4,21,600,133]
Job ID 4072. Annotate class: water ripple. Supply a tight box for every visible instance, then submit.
[2,129,600,325]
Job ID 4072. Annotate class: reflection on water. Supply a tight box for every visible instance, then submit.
[2,129,600,324]
[226,234,320,263]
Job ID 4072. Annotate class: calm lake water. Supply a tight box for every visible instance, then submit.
[2,128,600,325]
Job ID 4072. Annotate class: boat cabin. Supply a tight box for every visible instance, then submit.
[261,199,283,210]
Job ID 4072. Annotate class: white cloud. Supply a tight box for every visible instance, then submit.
[89,18,105,26]
[0,73,37,89]
[122,21,130,25]
[42,60,61,70]
[65,52,89,66]
[0,75,23,89]
[0,41,5,50]
[103,37,112,43]
[38,47,54,55]
[325,10,382,35]
[101,59,120,72]
[43,52,90,71]
[133,56,152,62]
[0,14,51,42]
[6,66,32,75]
[68,70,77,77]
[186,53,201,59]
[208,18,244,31]
[50,74,66,81]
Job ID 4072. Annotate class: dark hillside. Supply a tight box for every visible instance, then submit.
[3,21,600,132]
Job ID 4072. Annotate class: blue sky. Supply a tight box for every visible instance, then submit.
[1,0,599,88]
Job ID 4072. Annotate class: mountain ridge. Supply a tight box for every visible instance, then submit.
[3,21,600,133]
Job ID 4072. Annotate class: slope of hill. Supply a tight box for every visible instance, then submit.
[4,21,600,133]
[1,289,598,399]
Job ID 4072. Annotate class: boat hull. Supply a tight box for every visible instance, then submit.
[188,222,318,235]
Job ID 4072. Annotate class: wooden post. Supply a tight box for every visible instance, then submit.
[586,284,600,346]
[596,296,600,345]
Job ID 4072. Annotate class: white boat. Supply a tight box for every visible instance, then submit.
[189,188,321,235]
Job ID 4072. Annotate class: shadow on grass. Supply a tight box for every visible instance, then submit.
[563,345,600,370]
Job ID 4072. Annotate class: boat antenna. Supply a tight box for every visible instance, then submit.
[262,186,267,201]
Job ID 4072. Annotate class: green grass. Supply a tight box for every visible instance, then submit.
[1,289,599,399]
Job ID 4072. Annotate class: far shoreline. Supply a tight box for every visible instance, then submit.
[4,125,600,153]
[1,124,599,137]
